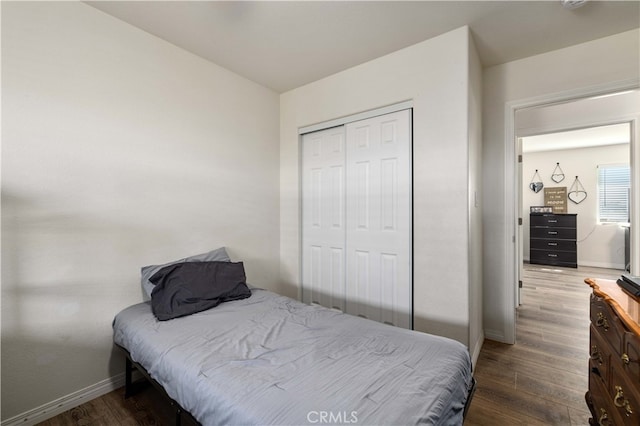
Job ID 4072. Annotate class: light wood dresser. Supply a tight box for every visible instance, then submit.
[585,278,640,425]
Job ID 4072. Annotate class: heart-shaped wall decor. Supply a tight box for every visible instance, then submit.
[568,190,587,204]
[529,182,543,193]
[551,163,565,183]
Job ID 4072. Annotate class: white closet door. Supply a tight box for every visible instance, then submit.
[345,110,412,328]
[301,126,347,311]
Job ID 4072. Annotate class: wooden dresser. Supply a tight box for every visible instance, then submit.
[530,213,577,268]
[585,278,640,425]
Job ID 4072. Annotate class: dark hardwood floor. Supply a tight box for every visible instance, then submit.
[39,263,622,425]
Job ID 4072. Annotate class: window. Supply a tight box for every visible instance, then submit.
[598,164,630,223]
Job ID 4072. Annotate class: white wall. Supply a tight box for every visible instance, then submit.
[522,144,630,269]
[467,32,484,363]
[280,26,482,354]
[483,29,640,343]
[1,2,279,421]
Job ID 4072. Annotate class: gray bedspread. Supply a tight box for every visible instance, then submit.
[113,288,473,425]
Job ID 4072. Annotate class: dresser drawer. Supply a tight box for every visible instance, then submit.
[530,214,576,228]
[591,294,627,355]
[530,249,577,267]
[591,324,611,386]
[530,227,577,240]
[589,375,625,426]
[529,239,576,251]
[622,332,640,386]
[610,363,640,425]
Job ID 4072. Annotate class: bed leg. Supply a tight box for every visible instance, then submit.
[124,357,133,399]
[175,406,182,426]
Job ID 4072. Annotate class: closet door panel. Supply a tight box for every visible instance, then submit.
[345,110,412,329]
[301,127,347,311]
[302,109,412,329]
[355,161,371,230]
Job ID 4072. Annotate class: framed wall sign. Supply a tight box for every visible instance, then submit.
[544,187,567,213]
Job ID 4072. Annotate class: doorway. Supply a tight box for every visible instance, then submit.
[503,87,640,344]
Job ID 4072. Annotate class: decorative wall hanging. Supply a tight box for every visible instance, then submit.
[530,206,553,213]
[568,176,587,204]
[544,187,567,213]
[551,162,565,183]
[529,169,543,193]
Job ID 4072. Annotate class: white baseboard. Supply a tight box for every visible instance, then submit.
[524,257,624,270]
[578,260,625,270]
[483,328,506,343]
[1,373,128,426]
[470,331,485,370]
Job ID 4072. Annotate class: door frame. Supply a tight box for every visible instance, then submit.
[299,100,414,135]
[503,79,639,344]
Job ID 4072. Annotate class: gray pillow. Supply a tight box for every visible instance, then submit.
[150,261,251,321]
[140,247,231,300]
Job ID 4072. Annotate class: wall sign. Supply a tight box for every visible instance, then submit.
[544,187,567,213]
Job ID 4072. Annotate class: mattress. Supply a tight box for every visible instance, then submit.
[113,287,473,425]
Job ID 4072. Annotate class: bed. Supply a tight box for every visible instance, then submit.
[113,250,475,425]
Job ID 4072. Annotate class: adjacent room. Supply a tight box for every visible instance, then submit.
[2,1,639,425]
[519,90,639,272]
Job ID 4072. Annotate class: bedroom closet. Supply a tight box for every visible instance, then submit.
[301,109,413,329]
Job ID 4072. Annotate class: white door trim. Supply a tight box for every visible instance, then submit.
[298,100,413,135]
[503,78,639,344]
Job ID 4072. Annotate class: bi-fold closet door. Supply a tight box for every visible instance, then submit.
[301,109,412,329]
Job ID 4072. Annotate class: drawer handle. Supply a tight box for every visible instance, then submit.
[599,408,611,425]
[548,231,558,235]
[596,312,609,330]
[614,386,634,416]
[622,353,630,365]
[548,219,558,223]
[548,242,558,246]
[614,385,625,406]
[590,345,603,364]
[624,400,634,416]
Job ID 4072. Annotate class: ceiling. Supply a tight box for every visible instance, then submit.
[86,1,640,93]
[522,122,631,153]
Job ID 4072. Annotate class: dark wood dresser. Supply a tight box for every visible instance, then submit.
[585,278,640,425]
[530,213,577,268]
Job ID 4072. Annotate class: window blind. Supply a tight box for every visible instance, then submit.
[598,164,630,223]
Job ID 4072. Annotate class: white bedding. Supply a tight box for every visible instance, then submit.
[113,288,473,425]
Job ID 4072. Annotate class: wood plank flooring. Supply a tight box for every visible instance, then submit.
[39,263,622,425]
[464,263,622,425]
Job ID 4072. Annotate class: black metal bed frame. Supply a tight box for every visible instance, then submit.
[117,344,200,426]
